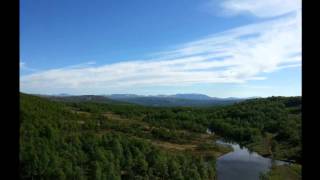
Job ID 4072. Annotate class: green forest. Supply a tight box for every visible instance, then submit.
[20,93,301,179]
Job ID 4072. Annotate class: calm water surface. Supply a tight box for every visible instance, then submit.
[216,140,287,180]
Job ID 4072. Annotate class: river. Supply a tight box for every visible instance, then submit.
[215,140,288,180]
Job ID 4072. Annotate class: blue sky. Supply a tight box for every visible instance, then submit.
[20,0,301,97]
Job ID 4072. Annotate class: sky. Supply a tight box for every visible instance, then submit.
[20,0,302,97]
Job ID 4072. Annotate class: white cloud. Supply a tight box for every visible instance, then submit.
[20,13,301,94]
[20,61,38,72]
[20,62,25,68]
[218,0,301,18]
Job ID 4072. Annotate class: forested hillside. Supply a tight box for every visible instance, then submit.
[20,93,301,179]
[45,94,244,107]
[20,94,228,179]
[208,97,301,162]
[140,97,301,162]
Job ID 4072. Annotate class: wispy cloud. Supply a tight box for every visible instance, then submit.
[20,61,38,72]
[217,0,301,18]
[20,11,301,94]
[20,62,25,68]
[60,61,97,70]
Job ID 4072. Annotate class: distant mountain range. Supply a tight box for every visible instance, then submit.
[105,93,245,100]
[104,94,247,107]
[40,93,249,107]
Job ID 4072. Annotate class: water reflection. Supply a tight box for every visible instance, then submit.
[216,140,287,180]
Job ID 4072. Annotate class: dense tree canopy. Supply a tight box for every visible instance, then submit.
[20,93,301,179]
[20,94,217,179]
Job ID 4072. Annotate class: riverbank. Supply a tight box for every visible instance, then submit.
[246,134,300,164]
[215,139,301,180]
[260,164,302,180]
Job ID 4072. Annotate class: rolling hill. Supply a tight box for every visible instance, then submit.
[40,93,246,107]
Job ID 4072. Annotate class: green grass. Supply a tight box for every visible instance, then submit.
[260,164,301,180]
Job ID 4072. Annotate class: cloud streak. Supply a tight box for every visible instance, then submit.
[218,0,301,18]
[20,12,301,94]
[20,61,38,72]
